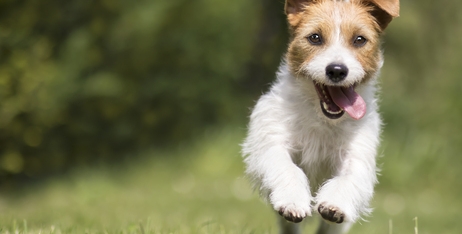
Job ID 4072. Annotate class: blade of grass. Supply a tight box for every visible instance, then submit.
[389,219,392,234]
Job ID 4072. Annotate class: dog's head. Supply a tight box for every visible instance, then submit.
[284,0,399,120]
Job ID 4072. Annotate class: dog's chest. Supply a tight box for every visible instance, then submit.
[289,120,351,185]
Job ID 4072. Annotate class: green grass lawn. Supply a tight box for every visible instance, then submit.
[1,127,461,233]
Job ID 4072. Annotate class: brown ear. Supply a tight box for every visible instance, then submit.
[285,0,315,26]
[285,0,313,15]
[368,0,400,30]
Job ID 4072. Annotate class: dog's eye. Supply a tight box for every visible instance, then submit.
[307,34,323,45]
[353,36,367,47]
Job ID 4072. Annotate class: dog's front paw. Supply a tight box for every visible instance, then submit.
[317,203,345,223]
[277,203,311,223]
[271,189,312,223]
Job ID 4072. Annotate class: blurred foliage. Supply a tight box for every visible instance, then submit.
[378,0,462,194]
[0,0,461,192]
[0,0,287,184]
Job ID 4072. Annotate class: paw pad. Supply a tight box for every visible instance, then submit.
[277,205,307,223]
[318,203,345,223]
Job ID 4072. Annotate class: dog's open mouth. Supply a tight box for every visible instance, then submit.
[313,82,366,120]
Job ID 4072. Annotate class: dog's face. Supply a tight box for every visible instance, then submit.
[285,0,399,120]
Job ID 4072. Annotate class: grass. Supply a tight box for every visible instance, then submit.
[1,126,461,233]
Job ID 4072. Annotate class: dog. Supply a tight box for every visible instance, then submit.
[241,0,399,233]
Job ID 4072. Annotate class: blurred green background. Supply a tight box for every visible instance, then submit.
[0,0,461,233]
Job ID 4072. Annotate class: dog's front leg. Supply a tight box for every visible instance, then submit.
[314,139,378,225]
[245,145,312,223]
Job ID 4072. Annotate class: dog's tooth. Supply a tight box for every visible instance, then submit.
[328,109,343,114]
[323,102,342,115]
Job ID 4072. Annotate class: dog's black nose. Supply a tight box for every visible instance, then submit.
[326,64,348,83]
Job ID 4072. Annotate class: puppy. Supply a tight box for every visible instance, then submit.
[242,0,399,233]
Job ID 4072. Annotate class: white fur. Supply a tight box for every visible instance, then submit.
[242,1,386,232]
[242,62,381,233]
[304,43,366,87]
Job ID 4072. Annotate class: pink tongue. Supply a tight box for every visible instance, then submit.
[327,86,366,120]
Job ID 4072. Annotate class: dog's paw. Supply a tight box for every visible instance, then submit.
[317,203,345,223]
[268,180,312,223]
[277,203,311,223]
